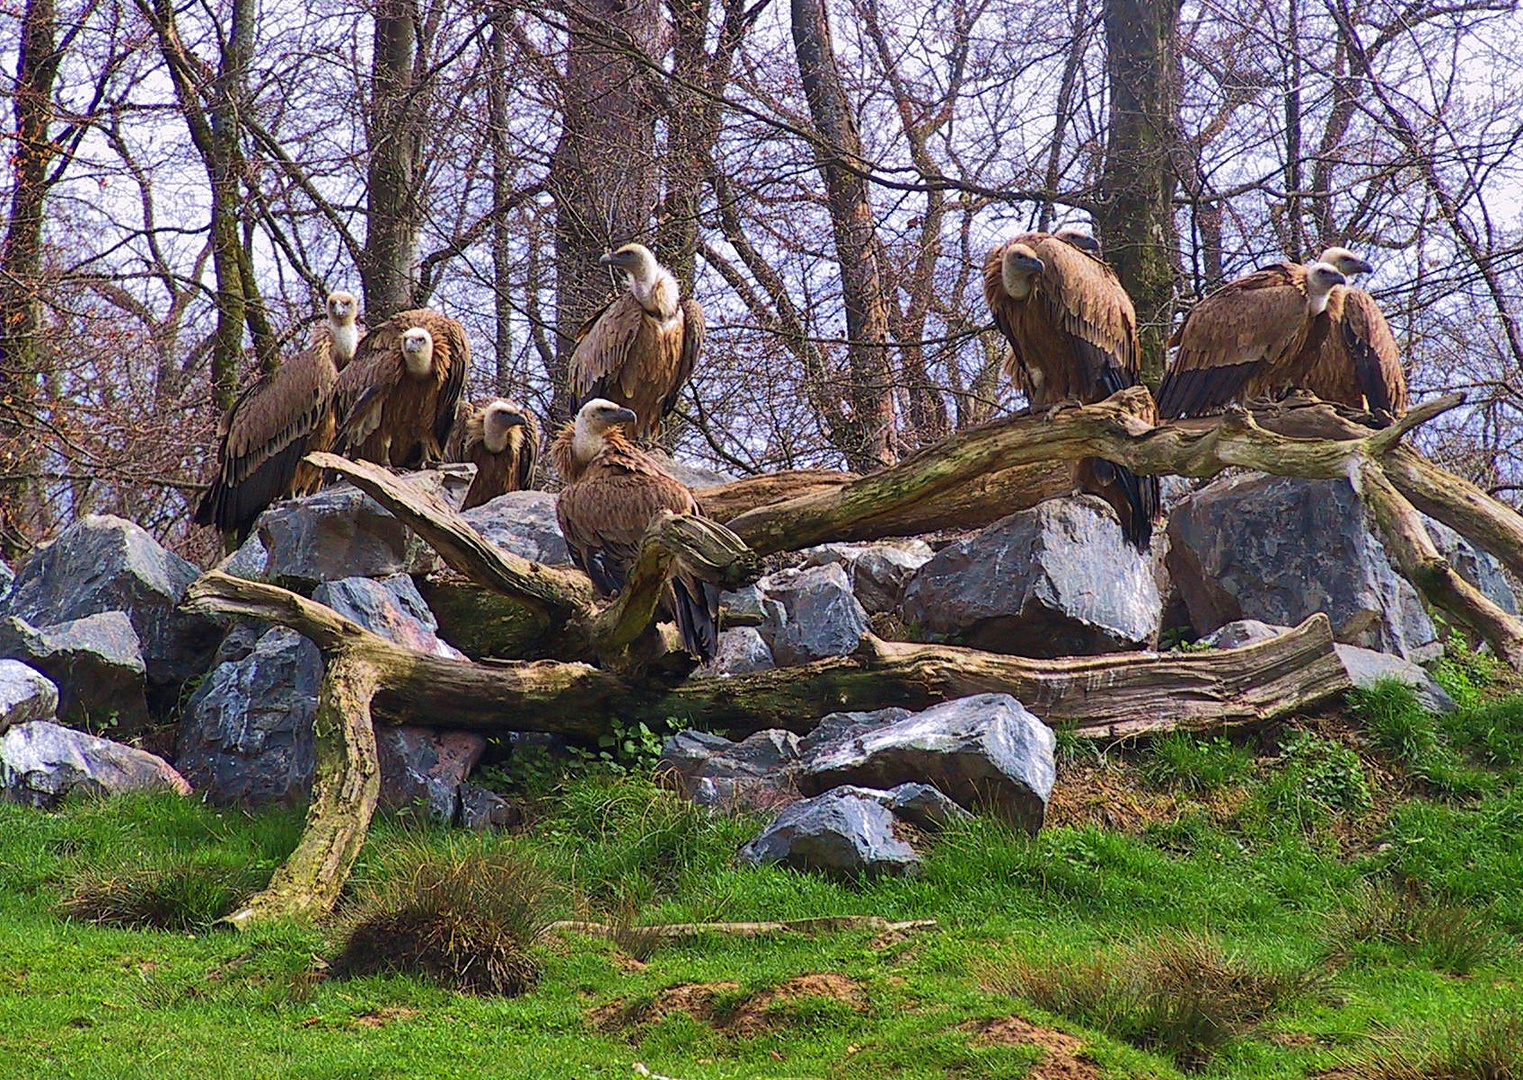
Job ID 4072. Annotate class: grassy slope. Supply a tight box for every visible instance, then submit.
[1,681,1521,1079]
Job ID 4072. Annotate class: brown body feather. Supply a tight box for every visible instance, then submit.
[1289,286,1408,422]
[553,417,720,661]
[1157,262,1332,419]
[333,309,469,467]
[448,398,542,509]
[194,331,344,542]
[984,232,1160,549]
[570,266,702,440]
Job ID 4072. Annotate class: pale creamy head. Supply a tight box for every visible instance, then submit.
[1001,243,1045,300]
[1317,247,1373,279]
[482,400,526,454]
[603,243,679,320]
[1304,262,1348,315]
[571,398,637,464]
[401,326,434,376]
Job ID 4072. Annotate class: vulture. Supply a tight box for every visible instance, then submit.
[553,398,721,662]
[983,231,1161,550]
[569,243,703,439]
[1156,258,1347,420]
[333,308,469,468]
[193,290,362,543]
[447,398,542,510]
[1288,247,1408,422]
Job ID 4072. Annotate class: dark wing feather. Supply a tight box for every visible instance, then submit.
[517,413,541,492]
[661,297,704,423]
[672,576,721,663]
[332,320,406,453]
[428,315,470,454]
[569,294,643,407]
[1341,289,1406,420]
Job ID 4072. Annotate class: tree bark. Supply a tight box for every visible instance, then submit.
[361,0,424,319]
[790,0,898,471]
[1098,0,1182,383]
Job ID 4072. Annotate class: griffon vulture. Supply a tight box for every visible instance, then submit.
[553,398,721,662]
[569,243,703,439]
[1288,247,1408,422]
[1156,258,1347,420]
[193,290,362,543]
[447,398,542,509]
[333,308,469,468]
[984,231,1161,550]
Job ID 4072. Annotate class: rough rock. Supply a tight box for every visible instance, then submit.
[705,628,775,676]
[803,540,936,614]
[737,787,921,877]
[313,575,463,659]
[1424,516,1518,615]
[251,481,437,587]
[0,613,150,735]
[376,726,486,821]
[719,585,768,627]
[1197,619,1457,714]
[0,514,216,700]
[759,563,869,666]
[176,627,321,807]
[1,720,190,809]
[835,781,974,831]
[460,491,572,566]
[797,707,914,757]
[1166,474,1438,661]
[903,496,1161,657]
[0,560,13,605]
[796,693,1055,833]
[458,784,523,831]
[0,660,58,734]
[658,728,799,810]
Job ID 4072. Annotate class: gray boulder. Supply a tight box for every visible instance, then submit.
[376,726,487,821]
[0,560,13,604]
[760,564,869,666]
[313,575,463,659]
[903,496,1160,657]
[1424,516,1518,615]
[460,491,572,566]
[176,627,321,806]
[1166,474,1438,661]
[705,628,775,675]
[797,693,1055,833]
[458,784,522,831]
[251,481,436,587]
[803,540,935,614]
[798,707,915,757]
[0,660,58,734]
[658,728,799,810]
[738,787,920,877]
[0,613,150,734]
[2,720,190,809]
[719,585,768,627]
[0,515,216,700]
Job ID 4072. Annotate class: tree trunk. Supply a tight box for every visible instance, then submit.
[361,0,423,319]
[791,0,898,471]
[1098,0,1182,383]
[549,0,668,423]
[488,10,514,395]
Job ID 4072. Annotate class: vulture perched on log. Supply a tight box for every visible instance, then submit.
[1288,247,1408,423]
[553,398,721,662]
[447,398,542,510]
[1156,258,1347,420]
[569,243,703,439]
[333,309,469,468]
[194,291,361,543]
[984,231,1161,550]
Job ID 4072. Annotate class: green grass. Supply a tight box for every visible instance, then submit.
[1,693,1521,1079]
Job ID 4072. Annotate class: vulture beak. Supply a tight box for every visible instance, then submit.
[499,412,527,430]
[1018,253,1045,276]
[1352,258,1374,276]
[610,407,639,428]
[599,250,634,270]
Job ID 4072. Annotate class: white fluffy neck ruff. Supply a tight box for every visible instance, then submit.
[482,408,520,454]
[402,330,434,376]
[628,255,679,320]
[1303,261,1342,316]
[329,319,359,364]
[572,412,608,465]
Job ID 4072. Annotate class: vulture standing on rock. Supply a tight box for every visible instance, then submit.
[984,231,1161,550]
[1156,257,1347,420]
[194,290,362,543]
[554,398,721,662]
[333,308,469,468]
[1288,247,1408,423]
[447,398,542,509]
[569,243,703,440]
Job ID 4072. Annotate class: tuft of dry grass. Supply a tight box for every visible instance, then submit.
[330,840,556,997]
[57,858,262,932]
[1322,880,1508,975]
[979,931,1326,1070]
[1328,1011,1523,1079]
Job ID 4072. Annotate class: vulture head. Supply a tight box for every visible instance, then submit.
[572,397,638,464]
[1055,227,1100,253]
[482,399,531,454]
[600,243,677,317]
[401,326,435,377]
[1000,244,1046,300]
[1318,246,1373,279]
[326,291,357,324]
[1303,261,1348,315]
[326,291,360,365]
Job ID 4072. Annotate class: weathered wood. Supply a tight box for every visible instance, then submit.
[1381,444,1523,585]
[697,470,858,520]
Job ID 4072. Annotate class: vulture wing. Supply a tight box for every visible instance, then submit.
[1338,288,1406,420]
[1156,264,1310,419]
[516,411,542,492]
[332,319,406,453]
[417,310,470,455]
[194,336,339,540]
[663,297,704,423]
[569,294,643,407]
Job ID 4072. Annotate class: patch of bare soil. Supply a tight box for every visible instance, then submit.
[718,973,867,1038]
[349,1006,420,1028]
[969,1016,1099,1079]
[589,981,742,1032]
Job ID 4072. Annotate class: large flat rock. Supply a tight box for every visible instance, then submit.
[2,720,189,809]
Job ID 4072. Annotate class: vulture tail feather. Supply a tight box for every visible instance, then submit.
[1346,325,1395,424]
[672,576,721,663]
[1156,362,1258,419]
[195,437,310,545]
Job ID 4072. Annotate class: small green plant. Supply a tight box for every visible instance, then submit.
[1351,680,1493,798]
[330,838,555,996]
[1267,729,1374,820]
[567,716,673,777]
[1430,627,1501,709]
[1140,731,1255,793]
[1053,726,1103,768]
[57,855,265,932]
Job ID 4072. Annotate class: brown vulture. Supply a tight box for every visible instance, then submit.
[553,398,720,662]
[333,308,469,468]
[193,290,362,543]
[983,231,1161,550]
[569,243,703,439]
[1287,247,1408,422]
[1156,258,1347,420]
[447,398,542,510]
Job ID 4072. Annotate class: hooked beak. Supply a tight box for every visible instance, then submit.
[1018,254,1045,276]
[498,411,527,430]
[610,407,638,428]
[1350,258,1374,276]
[599,251,633,270]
